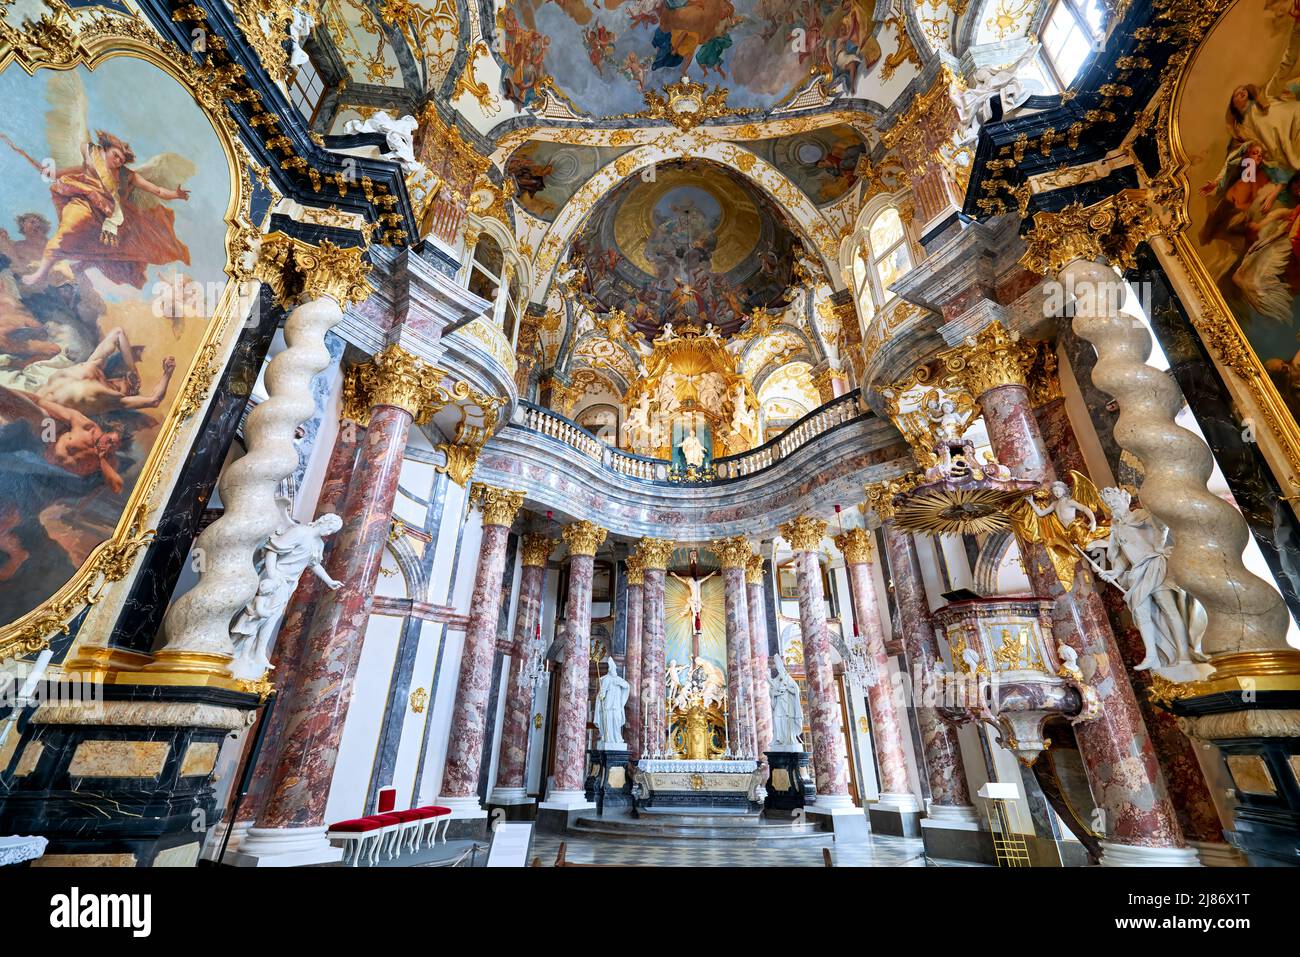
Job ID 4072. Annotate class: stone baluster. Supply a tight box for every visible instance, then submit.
[714,537,756,758]
[834,528,920,822]
[543,521,607,812]
[637,538,676,758]
[156,236,370,679]
[942,319,1195,866]
[437,485,526,824]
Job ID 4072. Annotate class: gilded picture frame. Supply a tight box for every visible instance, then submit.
[1157,0,1300,497]
[0,1,258,662]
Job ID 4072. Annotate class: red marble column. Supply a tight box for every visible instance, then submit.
[491,534,552,802]
[235,416,363,828]
[746,555,774,761]
[714,537,755,758]
[438,486,525,814]
[878,519,973,810]
[834,529,914,802]
[236,347,445,864]
[623,555,645,761]
[637,538,674,759]
[779,517,852,804]
[545,521,606,803]
[957,326,1188,859]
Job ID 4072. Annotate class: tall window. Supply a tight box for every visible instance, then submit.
[288,55,326,125]
[1040,0,1106,90]
[853,205,912,328]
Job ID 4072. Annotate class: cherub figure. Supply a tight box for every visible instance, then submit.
[1011,471,1108,593]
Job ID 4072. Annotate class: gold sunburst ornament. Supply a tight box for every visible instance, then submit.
[892,486,1032,536]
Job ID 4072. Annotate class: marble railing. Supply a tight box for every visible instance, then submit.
[475,395,910,539]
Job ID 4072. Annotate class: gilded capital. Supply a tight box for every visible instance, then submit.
[353,344,447,421]
[637,537,676,570]
[254,232,372,308]
[745,553,765,585]
[563,520,607,557]
[712,536,753,570]
[625,552,645,586]
[833,528,874,565]
[520,533,554,568]
[1019,188,1158,276]
[866,473,919,523]
[469,483,525,528]
[939,321,1035,399]
[779,516,827,552]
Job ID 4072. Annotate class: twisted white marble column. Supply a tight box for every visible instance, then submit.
[1061,258,1290,656]
[156,238,370,676]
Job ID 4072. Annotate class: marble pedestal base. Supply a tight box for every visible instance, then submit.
[920,814,994,864]
[764,751,814,811]
[1191,840,1247,867]
[226,826,344,867]
[536,789,596,833]
[585,748,633,814]
[804,802,869,841]
[868,799,923,838]
[1099,841,1202,867]
[487,788,538,821]
[434,795,490,839]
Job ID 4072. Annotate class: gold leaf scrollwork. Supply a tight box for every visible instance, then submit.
[1019,188,1159,277]
[468,484,525,528]
[563,520,608,557]
[778,516,828,552]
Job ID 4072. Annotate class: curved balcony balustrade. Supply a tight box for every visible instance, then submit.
[474,391,911,540]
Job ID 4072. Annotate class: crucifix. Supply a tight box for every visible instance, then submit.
[669,548,716,659]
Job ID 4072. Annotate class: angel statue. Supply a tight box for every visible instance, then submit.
[623,392,653,446]
[2,72,195,290]
[1011,471,1108,593]
[1087,486,1207,670]
[229,498,344,680]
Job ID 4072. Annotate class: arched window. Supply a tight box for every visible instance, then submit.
[852,205,913,325]
[1040,0,1106,89]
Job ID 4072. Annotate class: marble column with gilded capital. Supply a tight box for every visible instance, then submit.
[833,528,918,813]
[489,532,552,806]
[944,321,1193,864]
[544,520,607,808]
[778,517,852,806]
[746,554,774,762]
[623,553,646,761]
[438,485,527,817]
[159,236,371,679]
[867,482,975,817]
[233,343,448,866]
[637,538,675,759]
[714,537,756,757]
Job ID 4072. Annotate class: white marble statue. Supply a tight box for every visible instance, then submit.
[342,111,421,173]
[288,6,314,69]
[679,427,707,468]
[1087,486,1208,670]
[595,659,631,749]
[669,569,716,623]
[770,657,804,750]
[692,655,727,710]
[623,392,653,445]
[666,658,690,711]
[729,382,755,439]
[924,393,968,446]
[702,322,722,341]
[1057,641,1082,680]
[951,45,1041,144]
[230,498,343,680]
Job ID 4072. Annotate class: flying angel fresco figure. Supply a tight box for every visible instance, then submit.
[1,70,195,289]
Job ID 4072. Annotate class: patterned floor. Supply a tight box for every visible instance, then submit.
[526,832,984,867]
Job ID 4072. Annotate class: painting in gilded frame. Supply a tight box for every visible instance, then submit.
[0,19,249,651]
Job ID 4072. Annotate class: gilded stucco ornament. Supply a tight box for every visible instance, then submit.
[833,528,874,565]
[520,534,555,568]
[253,232,372,309]
[779,516,827,552]
[711,536,754,570]
[615,79,758,131]
[469,484,525,528]
[636,538,676,570]
[1019,189,1159,277]
[745,553,765,585]
[563,520,608,557]
[938,321,1036,399]
[624,551,645,585]
[348,344,453,423]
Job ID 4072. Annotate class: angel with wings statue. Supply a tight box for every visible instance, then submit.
[3,71,195,290]
[1011,471,1109,593]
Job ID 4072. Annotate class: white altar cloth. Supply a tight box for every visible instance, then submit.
[636,759,757,774]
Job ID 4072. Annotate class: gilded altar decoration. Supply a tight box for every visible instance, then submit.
[520,533,554,568]
[1009,471,1110,593]
[779,516,828,552]
[0,7,255,661]
[469,484,525,528]
[434,439,481,487]
[562,519,607,556]
[409,686,428,713]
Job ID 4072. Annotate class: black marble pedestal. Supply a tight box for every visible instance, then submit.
[585,748,633,815]
[764,750,814,812]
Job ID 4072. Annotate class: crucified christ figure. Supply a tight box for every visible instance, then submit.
[669,569,716,625]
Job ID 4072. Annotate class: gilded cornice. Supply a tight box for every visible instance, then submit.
[938,321,1036,399]
[636,538,676,570]
[563,520,608,557]
[712,536,753,570]
[779,516,827,552]
[1019,188,1159,276]
[469,484,525,528]
[520,533,555,568]
[253,233,372,308]
[833,528,874,565]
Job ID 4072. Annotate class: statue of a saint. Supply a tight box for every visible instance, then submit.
[679,427,707,468]
[230,498,344,679]
[770,657,804,751]
[594,659,631,749]
[1088,486,1207,670]
[623,392,652,445]
[729,382,755,439]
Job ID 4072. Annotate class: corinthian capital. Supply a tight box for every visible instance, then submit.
[712,536,754,570]
[469,484,525,528]
[939,320,1036,399]
[636,537,675,570]
[563,520,607,557]
[520,533,555,567]
[833,528,874,565]
[351,344,448,421]
[779,516,827,552]
[1019,188,1159,276]
[745,554,765,585]
[254,232,372,308]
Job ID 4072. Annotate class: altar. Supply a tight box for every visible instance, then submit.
[632,759,765,812]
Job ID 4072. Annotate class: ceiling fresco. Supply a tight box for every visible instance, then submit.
[568,159,803,336]
[507,141,635,220]
[491,0,885,117]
